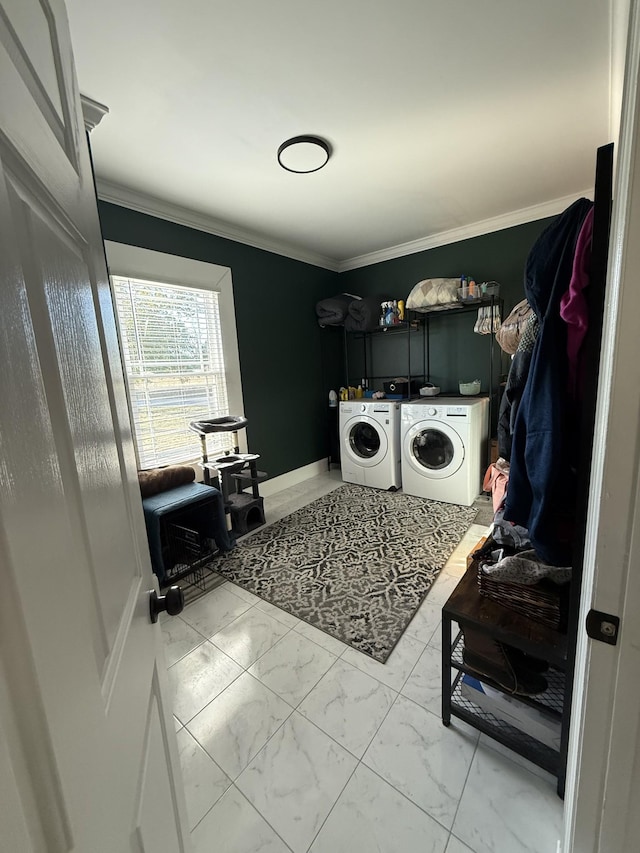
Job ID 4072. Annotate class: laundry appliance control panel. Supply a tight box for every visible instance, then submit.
[422,404,471,420]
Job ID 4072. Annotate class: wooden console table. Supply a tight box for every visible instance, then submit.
[441,563,568,795]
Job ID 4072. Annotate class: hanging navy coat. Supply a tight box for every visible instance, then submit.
[504,198,593,566]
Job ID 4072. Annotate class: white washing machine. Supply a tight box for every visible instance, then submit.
[400,397,489,506]
[339,400,402,490]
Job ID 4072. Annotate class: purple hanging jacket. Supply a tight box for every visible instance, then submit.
[560,208,594,399]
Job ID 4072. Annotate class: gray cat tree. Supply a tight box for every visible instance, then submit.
[189,416,267,536]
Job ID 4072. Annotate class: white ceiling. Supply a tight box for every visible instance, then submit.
[66,0,612,270]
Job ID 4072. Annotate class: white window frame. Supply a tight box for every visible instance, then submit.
[104,241,246,466]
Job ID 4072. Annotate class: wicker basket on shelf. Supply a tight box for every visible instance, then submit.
[476,565,568,631]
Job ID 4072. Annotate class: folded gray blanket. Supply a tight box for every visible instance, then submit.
[316,293,356,326]
[345,295,389,331]
[481,549,571,585]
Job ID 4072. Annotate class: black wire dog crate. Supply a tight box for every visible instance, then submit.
[161,507,219,590]
[142,481,234,591]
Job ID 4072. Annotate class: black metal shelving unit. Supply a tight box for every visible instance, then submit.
[343,297,501,390]
[341,295,503,468]
[343,317,423,392]
[450,670,562,776]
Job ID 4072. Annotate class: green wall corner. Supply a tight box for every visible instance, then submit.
[98,200,555,480]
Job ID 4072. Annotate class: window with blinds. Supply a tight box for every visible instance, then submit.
[111,275,233,468]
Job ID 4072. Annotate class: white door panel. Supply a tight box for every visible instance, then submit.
[2,0,66,122]
[0,0,189,849]
[0,0,81,202]
[136,691,184,852]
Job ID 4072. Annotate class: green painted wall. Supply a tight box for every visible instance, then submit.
[339,218,555,400]
[98,202,338,478]
[99,200,554,476]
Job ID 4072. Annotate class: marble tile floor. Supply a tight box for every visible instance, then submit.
[165,471,563,853]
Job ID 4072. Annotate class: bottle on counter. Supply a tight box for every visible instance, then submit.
[398,299,405,321]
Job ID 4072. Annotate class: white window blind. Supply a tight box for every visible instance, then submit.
[111,275,233,468]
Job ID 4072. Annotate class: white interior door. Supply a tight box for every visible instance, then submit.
[0,1,189,850]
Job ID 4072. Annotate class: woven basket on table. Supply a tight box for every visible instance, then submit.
[476,565,567,631]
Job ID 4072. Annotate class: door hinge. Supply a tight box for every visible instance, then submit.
[586,609,620,645]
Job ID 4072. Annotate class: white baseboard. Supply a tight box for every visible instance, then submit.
[260,459,329,497]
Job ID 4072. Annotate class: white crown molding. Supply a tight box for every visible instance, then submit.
[337,189,594,272]
[96,179,594,276]
[95,179,339,272]
[80,94,109,132]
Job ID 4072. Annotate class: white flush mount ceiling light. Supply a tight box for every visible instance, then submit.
[277,135,331,173]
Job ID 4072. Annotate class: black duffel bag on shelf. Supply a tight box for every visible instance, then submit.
[383,378,422,398]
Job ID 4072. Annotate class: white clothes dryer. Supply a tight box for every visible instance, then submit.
[339,400,402,490]
[400,397,488,506]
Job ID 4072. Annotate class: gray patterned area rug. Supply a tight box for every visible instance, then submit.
[215,484,475,662]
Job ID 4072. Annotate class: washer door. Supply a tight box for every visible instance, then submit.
[341,416,387,468]
[404,419,465,480]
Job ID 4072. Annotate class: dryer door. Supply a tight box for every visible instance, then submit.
[404,419,465,480]
[341,415,388,468]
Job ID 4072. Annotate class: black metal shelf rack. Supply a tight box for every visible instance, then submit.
[343,296,502,389]
[340,295,503,469]
[450,631,565,721]
[450,672,561,777]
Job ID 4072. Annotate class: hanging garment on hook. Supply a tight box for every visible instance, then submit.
[474,306,483,334]
[504,197,593,565]
[492,304,502,333]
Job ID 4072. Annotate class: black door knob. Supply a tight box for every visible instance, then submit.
[149,586,184,623]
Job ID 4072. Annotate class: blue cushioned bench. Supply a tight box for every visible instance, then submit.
[142,482,235,585]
